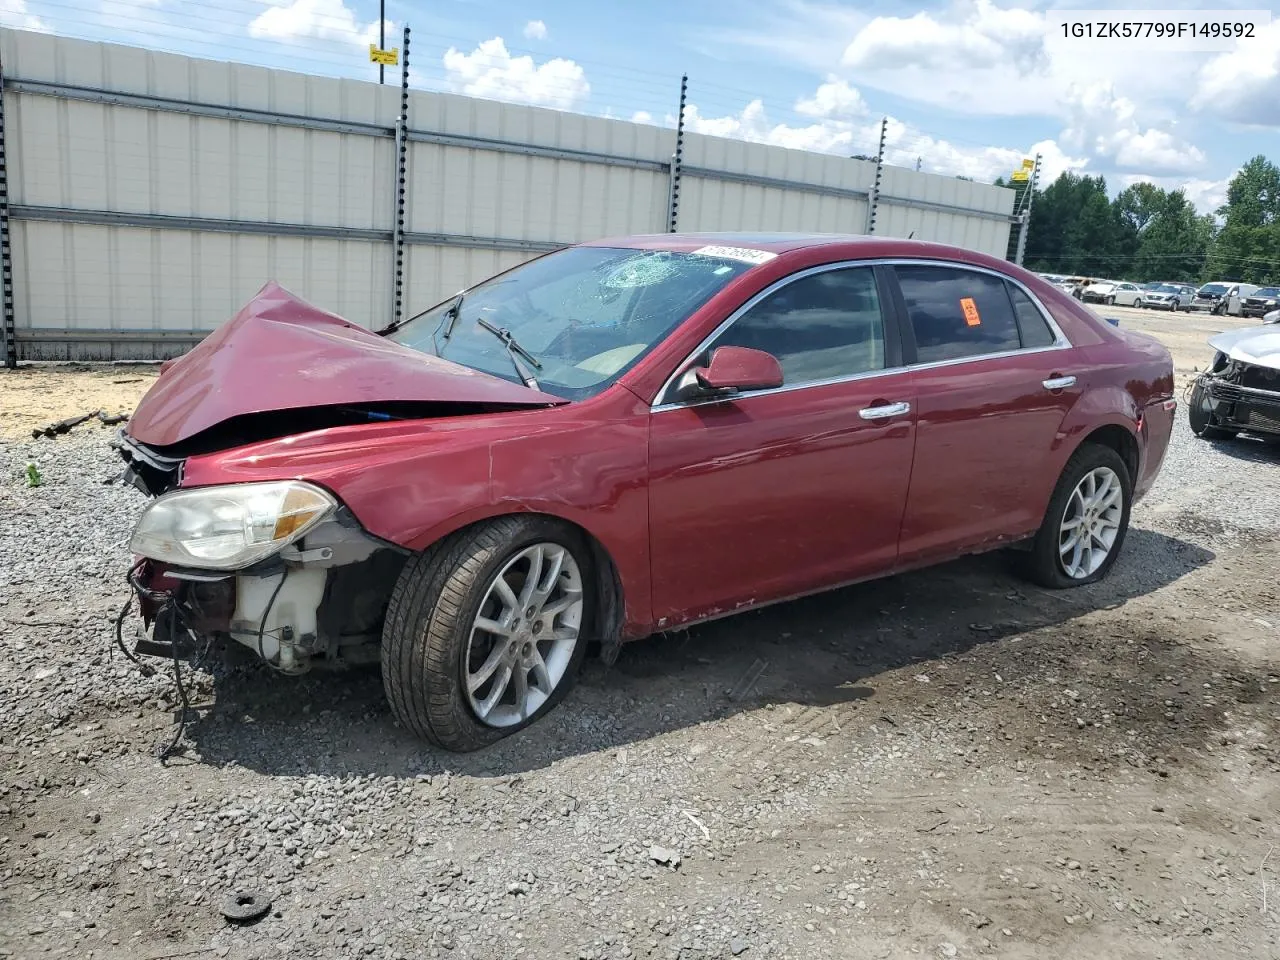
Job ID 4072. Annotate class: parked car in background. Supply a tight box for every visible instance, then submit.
[1193,282,1261,315]
[1190,320,1280,440]
[1082,280,1118,303]
[1111,282,1146,307]
[1060,277,1089,299]
[1241,287,1280,319]
[114,233,1177,750]
[1083,280,1143,305]
[1142,284,1195,312]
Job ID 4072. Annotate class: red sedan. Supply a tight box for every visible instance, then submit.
[119,234,1176,751]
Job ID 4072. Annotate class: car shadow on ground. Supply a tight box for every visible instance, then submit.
[1200,432,1280,464]
[181,527,1214,778]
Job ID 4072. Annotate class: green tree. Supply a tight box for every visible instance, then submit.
[1218,155,1280,227]
[1206,156,1280,283]
[1131,190,1212,283]
[1023,173,1130,276]
[1017,154,1280,285]
[1115,181,1167,235]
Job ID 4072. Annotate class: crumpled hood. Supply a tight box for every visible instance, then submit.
[127,282,565,447]
[1209,325,1280,371]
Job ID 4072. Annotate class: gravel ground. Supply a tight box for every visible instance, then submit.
[2,313,1279,960]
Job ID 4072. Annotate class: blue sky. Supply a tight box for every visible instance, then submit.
[5,0,1278,214]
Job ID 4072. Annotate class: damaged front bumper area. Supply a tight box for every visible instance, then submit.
[131,509,408,673]
[1197,356,1280,437]
[119,432,409,673]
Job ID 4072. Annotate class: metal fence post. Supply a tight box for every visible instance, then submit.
[0,49,16,368]
[390,26,410,326]
[1014,152,1041,267]
[666,74,687,232]
[865,117,887,235]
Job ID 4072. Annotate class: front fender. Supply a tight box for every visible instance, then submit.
[180,397,654,638]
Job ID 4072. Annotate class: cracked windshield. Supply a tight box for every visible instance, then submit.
[387,247,751,398]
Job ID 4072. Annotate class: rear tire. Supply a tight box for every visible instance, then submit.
[1188,380,1239,440]
[1019,443,1132,589]
[381,516,593,751]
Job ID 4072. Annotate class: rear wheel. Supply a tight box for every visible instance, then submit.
[1019,443,1132,589]
[1188,380,1239,440]
[381,516,592,751]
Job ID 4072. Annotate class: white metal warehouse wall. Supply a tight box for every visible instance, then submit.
[0,28,1017,361]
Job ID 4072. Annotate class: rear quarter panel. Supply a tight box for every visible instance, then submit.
[995,273,1175,509]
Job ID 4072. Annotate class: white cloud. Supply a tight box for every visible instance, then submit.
[631,110,655,125]
[678,94,1086,185]
[707,0,870,71]
[1060,82,1205,174]
[842,0,1046,76]
[0,0,48,31]
[760,0,1202,133]
[1191,22,1280,126]
[883,127,1087,185]
[523,19,547,40]
[443,37,589,110]
[682,99,858,154]
[795,76,867,120]
[248,0,390,44]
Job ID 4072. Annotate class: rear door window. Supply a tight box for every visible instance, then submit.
[894,266,1021,364]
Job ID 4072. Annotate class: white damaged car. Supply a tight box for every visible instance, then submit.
[1189,310,1280,440]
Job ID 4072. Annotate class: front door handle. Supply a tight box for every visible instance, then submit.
[1042,375,1077,391]
[859,401,911,420]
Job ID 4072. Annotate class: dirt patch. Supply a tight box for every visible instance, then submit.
[0,365,158,440]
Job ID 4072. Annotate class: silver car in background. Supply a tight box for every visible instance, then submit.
[1143,284,1195,312]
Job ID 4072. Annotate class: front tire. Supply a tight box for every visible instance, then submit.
[1188,380,1239,440]
[1020,443,1132,589]
[381,517,592,751]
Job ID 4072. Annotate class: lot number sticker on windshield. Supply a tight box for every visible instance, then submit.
[960,297,982,327]
[691,245,777,265]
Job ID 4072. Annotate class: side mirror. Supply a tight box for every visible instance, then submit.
[674,346,783,402]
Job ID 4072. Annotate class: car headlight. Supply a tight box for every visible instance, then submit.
[130,481,336,570]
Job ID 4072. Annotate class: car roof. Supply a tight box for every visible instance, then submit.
[583,232,1011,266]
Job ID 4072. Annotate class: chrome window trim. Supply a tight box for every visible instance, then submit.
[652,363,912,413]
[650,257,1073,412]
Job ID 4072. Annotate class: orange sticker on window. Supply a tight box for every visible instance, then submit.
[960,297,981,326]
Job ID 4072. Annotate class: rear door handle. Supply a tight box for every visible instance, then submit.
[1042,376,1077,390]
[859,401,911,420]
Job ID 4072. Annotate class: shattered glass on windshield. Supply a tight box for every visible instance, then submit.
[387,247,755,399]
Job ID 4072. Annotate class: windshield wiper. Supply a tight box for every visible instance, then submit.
[432,294,465,354]
[379,291,465,339]
[475,316,542,389]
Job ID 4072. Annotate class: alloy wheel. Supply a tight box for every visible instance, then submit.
[464,542,584,728]
[1058,467,1124,579]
